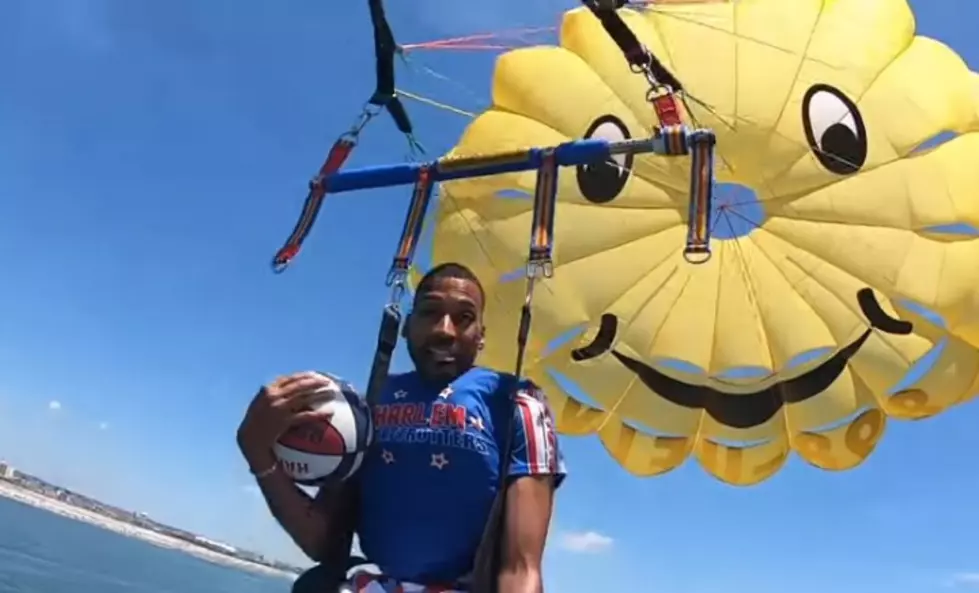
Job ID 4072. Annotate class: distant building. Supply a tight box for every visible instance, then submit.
[194,535,237,554]
[0,461,16,479]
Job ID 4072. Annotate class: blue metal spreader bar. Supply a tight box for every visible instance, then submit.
[271,127,716,273]
[319,130,712,194]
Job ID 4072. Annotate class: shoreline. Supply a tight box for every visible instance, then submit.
[0,482,296,580]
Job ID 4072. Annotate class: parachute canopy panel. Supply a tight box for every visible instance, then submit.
[430,0,979,485]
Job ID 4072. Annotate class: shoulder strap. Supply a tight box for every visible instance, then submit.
[304,306,401,593]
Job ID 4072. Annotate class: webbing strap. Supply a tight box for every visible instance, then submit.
[470,155,557,593]
[469,304,532,593]
[528,150,558,274]
[300,308,398,593]
[331,170,431,590]
[272,138,356,272]
[272,0,420,274]
[650,92,682,127]
[367,0,413,136]
[583,0,684,91]
[390,167,435,281]
[658,125,689,156]
[584,0,687,131]
[366,305,402,406]
[584,0,721,265]
[368,165,436,404]
[683,132,717,264]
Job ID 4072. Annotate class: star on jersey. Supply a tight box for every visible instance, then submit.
[438,386,453,399]
[393,390,408,400]
[469,416,484,431]
[430,452,449,470]
[381,449,396,464]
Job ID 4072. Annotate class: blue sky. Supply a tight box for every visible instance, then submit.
[2,0,979,591]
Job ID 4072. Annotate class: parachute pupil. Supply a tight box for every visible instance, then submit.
[820,125,864,175]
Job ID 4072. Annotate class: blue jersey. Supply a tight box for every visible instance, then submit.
[357,367,567,585]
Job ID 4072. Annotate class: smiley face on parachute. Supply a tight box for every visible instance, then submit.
[429,0,979,483]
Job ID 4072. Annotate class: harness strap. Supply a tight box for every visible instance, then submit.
[682,131,717,264]
[528,149,558,274]
[329,154,558,593]
[584,0,721,263]
[366,165,435,407]
[367,0,414,137]
[272,138,357,272]
[583,0,686,129]
[366,304,402,406]
[650,92,683,127]
[583,0,684,91]
[390,167,435,281]
[317,308,397,592]
[323,166,433,590]
[272,0,420,274]
[470,153,557,593]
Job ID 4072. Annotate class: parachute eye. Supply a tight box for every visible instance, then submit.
[576,114,633,204]
[802,84,868,176]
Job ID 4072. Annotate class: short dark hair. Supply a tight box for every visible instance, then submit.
[414,262,485,306]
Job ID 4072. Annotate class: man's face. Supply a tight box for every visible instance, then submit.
[406,276,484,383]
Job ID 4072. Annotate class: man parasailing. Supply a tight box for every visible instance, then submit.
[236,262,567,593]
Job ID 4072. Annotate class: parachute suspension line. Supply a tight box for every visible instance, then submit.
[396,89,477,118]
[399,27,556,52]
[270,0,421,273]
[403,42,517,51]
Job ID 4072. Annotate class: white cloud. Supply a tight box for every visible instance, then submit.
[556,530,614,554]
[949,574,979,588]
[48,400,62,411]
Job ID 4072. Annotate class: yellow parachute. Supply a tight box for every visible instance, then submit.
[423,0,979,485]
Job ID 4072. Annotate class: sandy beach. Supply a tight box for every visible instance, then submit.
[0,481,295,580]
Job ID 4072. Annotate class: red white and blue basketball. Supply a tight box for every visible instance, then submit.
[273,372,373,485]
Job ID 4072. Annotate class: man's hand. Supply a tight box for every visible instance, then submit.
[236,371,336,471]
[234,371,355,563]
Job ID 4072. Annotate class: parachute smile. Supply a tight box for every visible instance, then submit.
[571,288,914,430]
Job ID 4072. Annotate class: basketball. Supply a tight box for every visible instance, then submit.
[273,372,373,485]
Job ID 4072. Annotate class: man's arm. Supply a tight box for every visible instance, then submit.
[497,383,567,593]
[246,449,356,562]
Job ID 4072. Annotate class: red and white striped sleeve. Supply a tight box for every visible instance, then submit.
[507,381,567,485]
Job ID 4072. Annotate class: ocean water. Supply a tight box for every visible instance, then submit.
[0,496,290,593]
